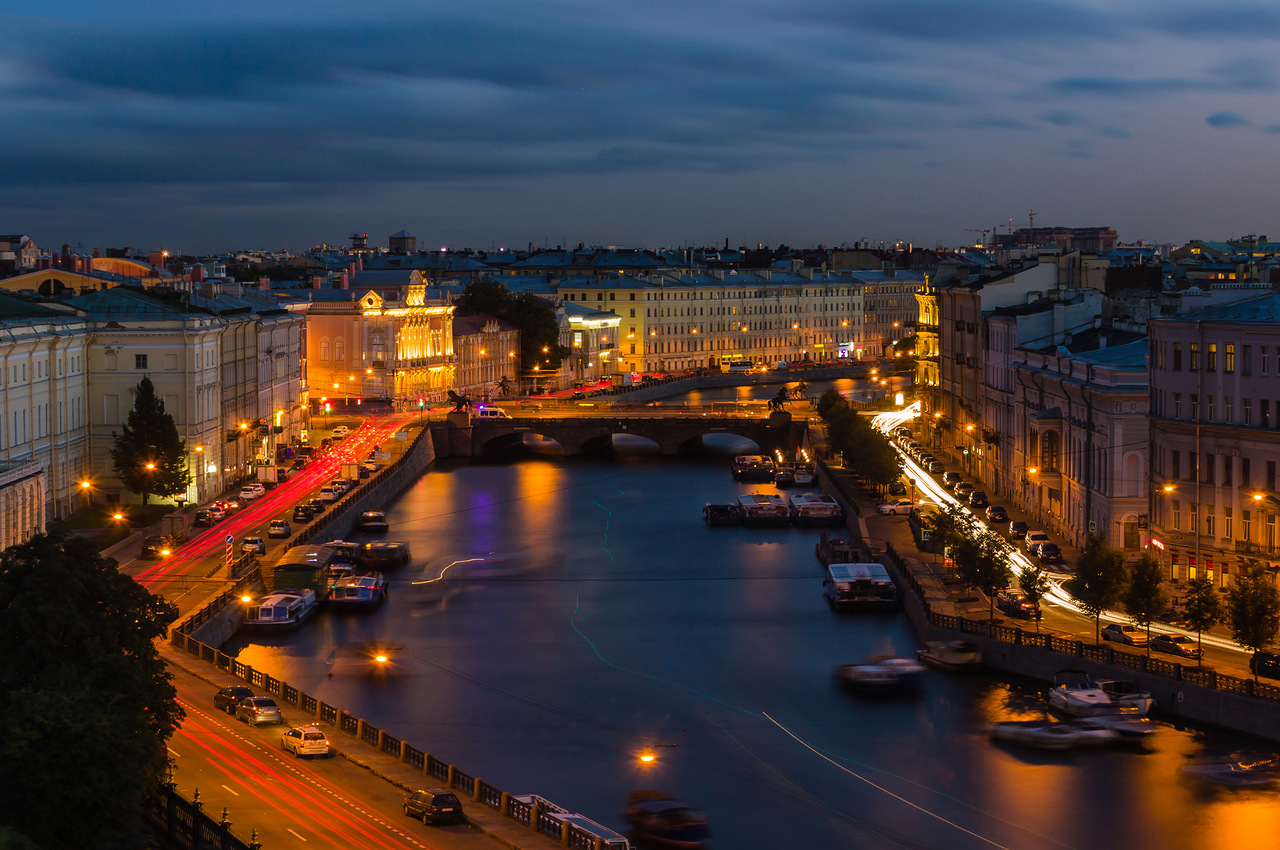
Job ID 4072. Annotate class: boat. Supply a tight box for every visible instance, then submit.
[772,463,796,488]
[623,790,711,848]
[356,510,389,533]
[1062,719,1121,747]
[1070,711,1157,740]
[1182,754,1280,787]
[988,720,1083,751]
[915,640,982,672]
[792,463,816,487]
[328,573,389,610]
[834,655,924,693]
[737,493,791,526]
[788,492,844,526]
[1095,679,1156,715]
[1047,670,1155,717]
[814,533,866,567]
[243,588,319,631]
[731,455,776,482]
[823,562,899,609]
[702,503,741,527]
[357,541,412,571]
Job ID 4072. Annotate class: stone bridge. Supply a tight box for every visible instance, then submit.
[434,412,808,457]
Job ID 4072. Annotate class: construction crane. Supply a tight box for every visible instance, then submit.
[963,228,990,247]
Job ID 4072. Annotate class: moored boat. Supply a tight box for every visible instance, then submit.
[737,493,790,526]
[915,640,982,672]
[731,455,776,482]
[834,655,924,693]
[243,588,319,631]
[357,510,389,533]
[989,720,1083,750]
[1182,754,1280,787]
[328,573,389,610]
[1047,670,1155,717]
[702,503,741,527]
[772,463,796,488]
[788,492,844,526]
[1070,711,1157,740]
[623,790,710,848]
[792,463,816,487]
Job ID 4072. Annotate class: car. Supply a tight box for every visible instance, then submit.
[888,482,908,497]
[895,428,913,440]
[210,500,238,516]
[1250,651,1280,678]
[235,696,283,726]
[905,441,921,454]
[193,509,215,528]
[241,536,266,555]
[919,455,935,466]
[996,588,1037,619]
[985,505,1009,523]
[249,482,266,497]
[954,482,975,499]
[214,686,255,713]
[362,459,381,473]
[877,499,915,516]
[140,535,176,558]
[403,789,465,825]
[290,457,310,471]
[207,504,227,521]
[332,425,351,439]
[1101,623,1150,647]
[1151,633,1201,658]
[239,486,260,501]
[281,725,330,757]
[333,478,351,493]
[1036,543,1063,563]
[153,598,180,627]
[968,490,989,509]
[942,472,962,489]
[293,504,314,523]
[927,461,945,474]
[307,498,326,514]
[1023,530,1050,552]
[319,485,338,502]
[1009,520,1029,539]
[268,519,291,539]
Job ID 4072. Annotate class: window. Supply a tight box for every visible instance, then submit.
[1225,507,1233,539]
[1269,461,1276,492]
[1204,453,1214,484]
[629,293,636,301]
[1207,343,1217,372]
[1224,455,1233,487]
[1261,346,1267,377]
[1172,500,1181,530]
[1191,394,1199,421]
[1265,400,1272,430]
[1244,457,1252,489]
[1190,342,1200,371]
[1225,344,1235,373]
[135,354,148,369]
[1173,343,1183,371]
[1245,398,1253,425]
[1205,508,1215,538]
[629,309,636,318]
[1226,396,1234,423]
[1244,510,1252,541]
[1172,450,1181,479]
[1208,395,1216,422]
[1173,393,1182,419]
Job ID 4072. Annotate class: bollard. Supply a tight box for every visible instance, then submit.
[500,791,510,817]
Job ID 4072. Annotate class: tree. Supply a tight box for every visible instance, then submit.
[1181,575,1222,667]
[0,533,184,848]
[1018,562,1053,632]
[1227,565,1280,680]
[953,534,1010,623]
[1065,537,1128,643]
[455,279,566,373]
[109,376,191,504]
[1122,553,1168,652]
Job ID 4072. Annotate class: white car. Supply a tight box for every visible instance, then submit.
[239,486,259,501]
[1024,531,1051,552]
[331,426,351,439]
[1101,623,1150,647]
[878,499,915,516]
[281,725,329,757]
[241,536,266,555]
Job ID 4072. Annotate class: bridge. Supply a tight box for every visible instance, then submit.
[433,412,808,457]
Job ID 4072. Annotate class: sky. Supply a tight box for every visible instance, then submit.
[6,0,1280,255]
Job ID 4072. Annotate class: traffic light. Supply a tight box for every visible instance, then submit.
[418,398,425,408]
[356,398,362,406]
[324,403,331,413]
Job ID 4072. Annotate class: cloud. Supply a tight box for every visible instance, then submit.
[1041,110,1083,127]
[1206,111,1250,128]
[1050,76,1200,97]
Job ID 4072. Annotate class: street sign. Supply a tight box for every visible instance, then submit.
[225,535,234,567]
[921,528,932,541]
[395,431,408,441]
[1088,520,1097,534]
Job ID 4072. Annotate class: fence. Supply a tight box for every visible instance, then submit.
[145,784,259,850]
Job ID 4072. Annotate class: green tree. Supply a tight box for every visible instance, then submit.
[929,504,969,552]
[0,533,184,848]
[1065,537,1129,643]
[1181,575,1222,667]
[1122,552,1168,651]
[953,534,1010,623]
[109,376,191,504]
[1227,565,1280,680]
[1018,562,1053,632]
[456,279,566,374]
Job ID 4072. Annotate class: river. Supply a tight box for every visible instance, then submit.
[225,379,1280,850]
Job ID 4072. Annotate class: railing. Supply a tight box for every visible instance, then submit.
[145,784,259,850]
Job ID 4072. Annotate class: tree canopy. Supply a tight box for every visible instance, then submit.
[1018,562,1053,631]
[815,390,901,490]
[1065,537,1128,643]
[0,533,183,848]
[109,376,191,504]
[1227,565,1280,675]
[1180,575,1222,666]
[1122,552,1168,649]
[455,279,566,374]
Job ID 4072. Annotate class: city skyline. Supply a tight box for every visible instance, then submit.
[7,0,1280,253]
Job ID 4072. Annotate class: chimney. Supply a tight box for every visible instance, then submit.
[799,268,814,280]
[311,276,324,290]
[259,277,270,291]
[339,271,349,290]
[192,264,206,282]
[349,262,356,278]
[357,256,364,271]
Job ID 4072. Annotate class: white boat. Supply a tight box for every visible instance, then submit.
[1070,711,1158,739]
[915,640,982,672]
[823,562,898,609]
[1182,754,1280,787]
[738,493,791,526]
[788,493,844,527]
[243,588,319,631]
[1063,719,1121,747]
[834,656,925,692]
[732,455,776,482]
[989,720,1083,750]
[1095,679,1156,715]
[702,503,741,527]
[356,510,389,533]
[793,464,816,487]
[328,573,389,610]
[1047,670,1154,717]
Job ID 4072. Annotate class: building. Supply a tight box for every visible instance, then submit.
[452,314,521,399]
[1149,294,1280,586]
[388,230,417,255]
[996,226,1118,253]
[558,303,622,388]
[0,461,44,550]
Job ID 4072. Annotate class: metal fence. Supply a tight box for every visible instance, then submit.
[145,784,259,850]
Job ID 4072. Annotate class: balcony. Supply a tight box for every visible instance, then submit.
[1236,540,1278,557]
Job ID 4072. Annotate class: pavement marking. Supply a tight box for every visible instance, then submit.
[167,747,180,757]
[220,784,239,796]
[286,828,308,841]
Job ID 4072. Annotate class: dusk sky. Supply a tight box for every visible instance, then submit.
[7,0,1280,255]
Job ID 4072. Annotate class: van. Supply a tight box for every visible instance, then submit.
[474,407,510,420]
[727,361,753,374]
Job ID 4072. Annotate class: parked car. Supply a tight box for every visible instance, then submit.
[1251,651,1280,678]
[290,457,311,471]
[214,686,255,714]
[997,588,1037,619]
[331,425,351,439]
[877,499,916,516]
[239,486,260,501]
[403,789,465,825]
[140,535,176,558]
[955,482,975,499]
[235,696,283,726]
[281,725,330,757]
[193,509,215,528]
[1024,530,1051,552]
[293,504,314,523]
[268,519,291,539]
[1009,520,1029,539]
[888,482,908,497]
[1101,623,1150,647]
[942,472,962,489]
[1151,633,1201,658]
[968,491,989,509]
[1036,542,1063,564]
[927,461,945,474]
[985,505,1009,523]
[241,536,266,555]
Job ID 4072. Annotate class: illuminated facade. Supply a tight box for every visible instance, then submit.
[558,303,623,387]
[453,314,521,398]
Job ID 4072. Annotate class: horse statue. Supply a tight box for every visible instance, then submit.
[496,376,513,397]
[791,379,809,400]
[447,390,472,413]
[768,387,790,414]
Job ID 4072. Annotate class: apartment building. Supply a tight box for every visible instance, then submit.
[453,314,521,399]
